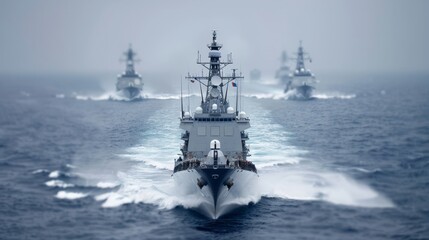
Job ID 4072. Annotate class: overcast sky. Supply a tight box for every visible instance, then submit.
[1,0,428,79]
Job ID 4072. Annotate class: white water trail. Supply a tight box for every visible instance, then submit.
[66,90,198,101]
[95,100,393,210]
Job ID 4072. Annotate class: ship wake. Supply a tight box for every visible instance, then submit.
[45,100,393,216]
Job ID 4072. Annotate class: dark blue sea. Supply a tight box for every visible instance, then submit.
[0,73,428,239]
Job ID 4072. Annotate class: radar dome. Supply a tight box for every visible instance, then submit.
[227,107,234,114]
[212,104,218,110]
[239,111,247,119]
[210,139,221,149]
[211,75,222,86]
[195,107,203,114]
[208,50,221,58]
[184,112,190,118]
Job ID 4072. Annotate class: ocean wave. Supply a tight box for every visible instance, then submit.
[55,191,88,200]
[258,167,394,208]
[49,170,61,178]
[32,169,49,174]
[96,182,120,189]
[73,91,133,101]
[66,164,76,169]
[243,88,356,100]
[45,180,74,188]
[313,93,356,99]
[64,91,197,101]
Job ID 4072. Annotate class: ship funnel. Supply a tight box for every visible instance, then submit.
[210,140,221,150]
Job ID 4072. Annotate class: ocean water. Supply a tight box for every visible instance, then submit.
[0,73,428,239]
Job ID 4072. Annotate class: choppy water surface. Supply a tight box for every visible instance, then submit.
[0,74,428,239]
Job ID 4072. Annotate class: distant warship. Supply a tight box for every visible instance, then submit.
[116,45,143,100]
[276,51,291,86]
[173,31,258,219]
[284,41,316,100]
[249,69,261,81]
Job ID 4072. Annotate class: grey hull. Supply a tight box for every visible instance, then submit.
[118,86,141,100]
[285,85,314,100]
[173,168,258,219]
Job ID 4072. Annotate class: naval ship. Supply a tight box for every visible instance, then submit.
[276,51,291,86]
[116,45,143,100]
[284,41,316,100]
[173,31,258,219]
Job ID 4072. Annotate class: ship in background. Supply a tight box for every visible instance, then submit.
[275,51,291,86]
[249,69,261,82]
[173,31,258,219]
[116,45,143,100]
[281,41,316,100]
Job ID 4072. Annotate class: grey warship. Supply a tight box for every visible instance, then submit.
[173,31,258,219]
[276,51,291,86]
[116,45,143,100]
[284,41,316,100]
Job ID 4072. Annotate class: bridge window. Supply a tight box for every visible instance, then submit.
[197,127,206,136]
[211,126,220,136]
[225,126,233,136]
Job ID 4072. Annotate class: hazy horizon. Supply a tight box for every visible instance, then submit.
[1,0,428,81]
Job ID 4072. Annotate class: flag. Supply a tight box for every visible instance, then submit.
[232,81,237,87]
[190,79,195,83]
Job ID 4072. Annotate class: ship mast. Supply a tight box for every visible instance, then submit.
[123,44,139,75]
[294,41,312,72]
[186,31,243,115]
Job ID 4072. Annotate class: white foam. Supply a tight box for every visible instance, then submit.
[96,182,120,189]
[32,169,49,174]
[66,164,76,169]
[55,191,88,200]
[258,167,394,208]
[55,94,65,99]
[73,91,131,101]
[71,91,196,101]
[248,107,307,168]
[313,92,356,99]
[45,180,74,188]
[98,171,204,210]
[49,170,60,178]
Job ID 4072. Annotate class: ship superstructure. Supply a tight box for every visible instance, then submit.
[116,45,143,100]
[173,31,258,219]
[284,41,316,99]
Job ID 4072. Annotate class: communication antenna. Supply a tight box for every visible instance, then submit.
[187,76,191,113]
[234,69,239,116]
[199,80,204,105]
[239,70,242,113]
[180,77,184,118]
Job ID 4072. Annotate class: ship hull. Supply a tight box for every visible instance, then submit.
[173,168,258,219]
[117,86,142,100]
[285,75,315,100]
[285,84,314,100]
